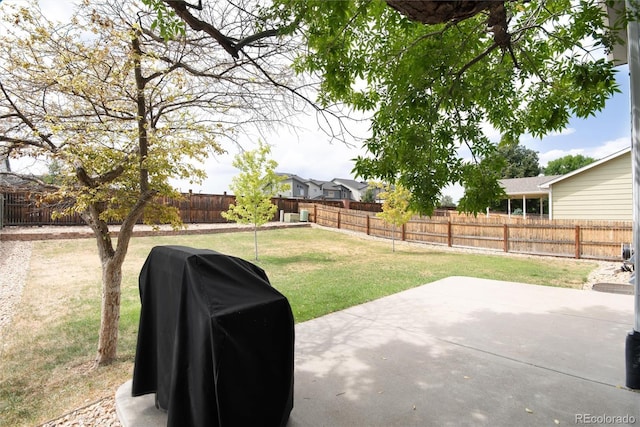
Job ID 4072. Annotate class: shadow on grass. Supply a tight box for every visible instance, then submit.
[261,252,338,266]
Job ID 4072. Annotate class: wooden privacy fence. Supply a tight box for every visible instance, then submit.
[299,203,632,261]
[1,191,375,227]
[1,192,304,227]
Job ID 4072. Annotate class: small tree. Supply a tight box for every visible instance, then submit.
[376,183,413,252]
[222,142,288,260]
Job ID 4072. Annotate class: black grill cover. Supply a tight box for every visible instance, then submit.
[131,245,294,427]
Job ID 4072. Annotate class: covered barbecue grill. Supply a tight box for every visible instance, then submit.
[131,245,294,427]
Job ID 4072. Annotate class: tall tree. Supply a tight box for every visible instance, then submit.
[497,144,541,178]
[222,141,288,261]
[267,0,624,215]
[544,154,596,175]
[0,0,305,365]
[439,194,456,208]
[361,186,377,203]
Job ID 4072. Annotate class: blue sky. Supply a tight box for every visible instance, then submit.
[5,0,634,201]
[526,64,631,166]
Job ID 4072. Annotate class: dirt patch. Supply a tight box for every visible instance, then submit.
[12,239,101,329]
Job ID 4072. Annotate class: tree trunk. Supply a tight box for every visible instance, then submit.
[95,254,122,366]
[254,223,259,261]
[385,1,497,25]
[86,197,148,366]
[392,224,396,252]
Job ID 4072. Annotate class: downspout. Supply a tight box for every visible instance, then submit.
[625,0,640,389]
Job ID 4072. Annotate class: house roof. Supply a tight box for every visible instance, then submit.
[499,175,561,196]
[0,157,43,191]
[276,172,307,183]
[332,178,368,191]
[539,147,631,188]
[322,182,344,191]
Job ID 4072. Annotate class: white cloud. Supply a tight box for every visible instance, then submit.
[538,136,630,166]
[549,127,576,137]
[171,122,370,195]
[37,0,76,22]
[8,156,49,175]
[537,148,586,167]
[480,121,502,143]
[442,183,464,204]
[585,136,630,159]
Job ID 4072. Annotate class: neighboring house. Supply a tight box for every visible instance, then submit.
[540,147,631,220]
[275,174,369,201]
[320,181,352,200]
[305,179,352,200]
[306,179,325,200]
[276,173,308,198]
[331,178,377,202]
[499,175,561,219]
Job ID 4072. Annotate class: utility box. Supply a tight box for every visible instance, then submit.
[299,209,309,222]
[283,213,300,223]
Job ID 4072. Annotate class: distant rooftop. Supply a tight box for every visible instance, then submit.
[499,175,561,196]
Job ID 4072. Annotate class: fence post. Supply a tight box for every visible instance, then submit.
[313,204,317,223]
[337,210,341,229]
[503,224,508,253]
[402,223,406,241]
[366,214,370,235]
[575,225,581,259]
[447,220,452,247]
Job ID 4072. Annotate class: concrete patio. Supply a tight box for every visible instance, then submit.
[117,276,639,426]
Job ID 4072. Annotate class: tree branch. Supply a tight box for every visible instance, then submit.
[114,188,157,265]
[163,0,239,58]
[131,30,151,193]
[0,81,57,152]
[233,29,279,51]
[0,171,59,191]
[161,0,283,59]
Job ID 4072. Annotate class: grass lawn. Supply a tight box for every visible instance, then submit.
[0,226,596,426]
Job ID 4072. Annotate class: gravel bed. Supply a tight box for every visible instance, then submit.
[39,397,120,427]
[0,240,33,335]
